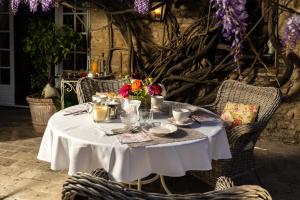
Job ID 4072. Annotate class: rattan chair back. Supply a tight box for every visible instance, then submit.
[62,169,272,200]
[190,80,281,186]
[212,80,281,123]
[76,77,123,104]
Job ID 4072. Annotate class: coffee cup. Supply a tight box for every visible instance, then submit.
[172,108,191,124]
[151,95,164,110]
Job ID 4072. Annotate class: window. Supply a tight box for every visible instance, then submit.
[56,3,90,72]
[0,0,11,85]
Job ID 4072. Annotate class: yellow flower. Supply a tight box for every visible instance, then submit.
[147,77,154,84]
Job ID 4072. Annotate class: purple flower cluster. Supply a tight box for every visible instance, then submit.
[9,0,56,13]
[282,14,300,50]
[134,0,150,15]
[211,0,248,63]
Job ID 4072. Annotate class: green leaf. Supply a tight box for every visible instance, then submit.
[23,18,82,95]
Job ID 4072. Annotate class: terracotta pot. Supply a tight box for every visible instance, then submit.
[26,96,57,135]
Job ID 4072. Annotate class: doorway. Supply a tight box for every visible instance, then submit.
[0,1,14,106]
[14,5,54,106]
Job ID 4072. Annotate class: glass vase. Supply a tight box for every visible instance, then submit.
[128,95,151,109]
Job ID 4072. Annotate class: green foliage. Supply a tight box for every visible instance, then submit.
[23,18,81,96]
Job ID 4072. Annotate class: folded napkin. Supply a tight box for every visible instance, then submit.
[63,105,88,115]
[116,132,152,144]
[191,114,218,123]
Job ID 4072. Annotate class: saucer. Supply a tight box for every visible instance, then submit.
[148,124,177,136]
[168,118,194,126]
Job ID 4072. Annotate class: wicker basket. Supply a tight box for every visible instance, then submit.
[26,96,57,135]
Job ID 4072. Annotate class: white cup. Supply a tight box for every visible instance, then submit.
[172,108,191,124]
[151,95,164,110]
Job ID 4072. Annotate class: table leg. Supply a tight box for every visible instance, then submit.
[137,179,142,191]
[61,81,65,109]
[124,175,159,191]
[160,175,172,194]
[123,175,172,193]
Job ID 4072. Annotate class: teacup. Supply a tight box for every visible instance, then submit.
[172,108,191,124]
[151,95,164,110]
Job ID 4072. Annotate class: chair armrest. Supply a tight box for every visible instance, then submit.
[215,176,234,191]
[62,172,272,200]
[90,168,109,180]
[201,102,218,112]
[227,122,265,151]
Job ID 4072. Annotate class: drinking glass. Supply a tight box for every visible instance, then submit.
[120,111,137,128]
[139,109,153,127]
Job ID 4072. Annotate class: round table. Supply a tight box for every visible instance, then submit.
[37,102,231,191]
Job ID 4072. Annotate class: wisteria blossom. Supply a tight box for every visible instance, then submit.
[211,0,248,63]
[40,0,56,12]
[134,0,150,15]
[11,0,21,13]
[282,14,300,51]
[8,0,56,13]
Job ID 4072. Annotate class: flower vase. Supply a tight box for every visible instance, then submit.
[128,95,151,109]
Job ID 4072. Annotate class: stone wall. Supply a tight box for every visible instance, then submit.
[88,3,300,144]
[259,1,300,144]
[261,96,300,144]
[89,2,207,76]
[253,66,300,144]
[90,8,129,75]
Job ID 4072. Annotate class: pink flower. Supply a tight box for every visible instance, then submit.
[146,85,155,95]
[119,84,132,98]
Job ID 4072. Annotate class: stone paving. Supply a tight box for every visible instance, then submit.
[0,106,300,199]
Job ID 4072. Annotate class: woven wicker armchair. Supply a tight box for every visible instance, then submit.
[62,168,272,200]
[76,77,123,103]
[190,80,281,187]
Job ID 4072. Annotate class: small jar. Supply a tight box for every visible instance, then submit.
[107,101,119,119]
[92,102,109,123]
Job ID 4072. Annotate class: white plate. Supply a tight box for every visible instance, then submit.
[168,118,194,126]
[148,124,177,136]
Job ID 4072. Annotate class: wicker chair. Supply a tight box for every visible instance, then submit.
[190,80,281,187]
[62,168,272,200]
[76,77,123,103]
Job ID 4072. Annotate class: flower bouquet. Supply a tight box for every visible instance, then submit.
[119,74,162,109]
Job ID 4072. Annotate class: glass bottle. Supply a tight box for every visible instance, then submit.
[99,53,106,76]
[91,58,99,76]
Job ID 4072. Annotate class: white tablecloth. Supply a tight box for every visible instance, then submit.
[37,103,231,182]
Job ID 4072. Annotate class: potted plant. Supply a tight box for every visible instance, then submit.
[23,18,81,135]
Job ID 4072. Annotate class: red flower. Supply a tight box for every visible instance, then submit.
[119,84,132,98]
[146,84,162,95]
[153,84,162,95]
[232,118,242,126]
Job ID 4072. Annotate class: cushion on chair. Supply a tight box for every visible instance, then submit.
[220,102,259,127]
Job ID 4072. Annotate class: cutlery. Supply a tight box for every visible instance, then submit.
[63,110,87,116]
[110,126,140,135]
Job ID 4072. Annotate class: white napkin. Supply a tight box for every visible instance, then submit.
[63,104,88,115]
